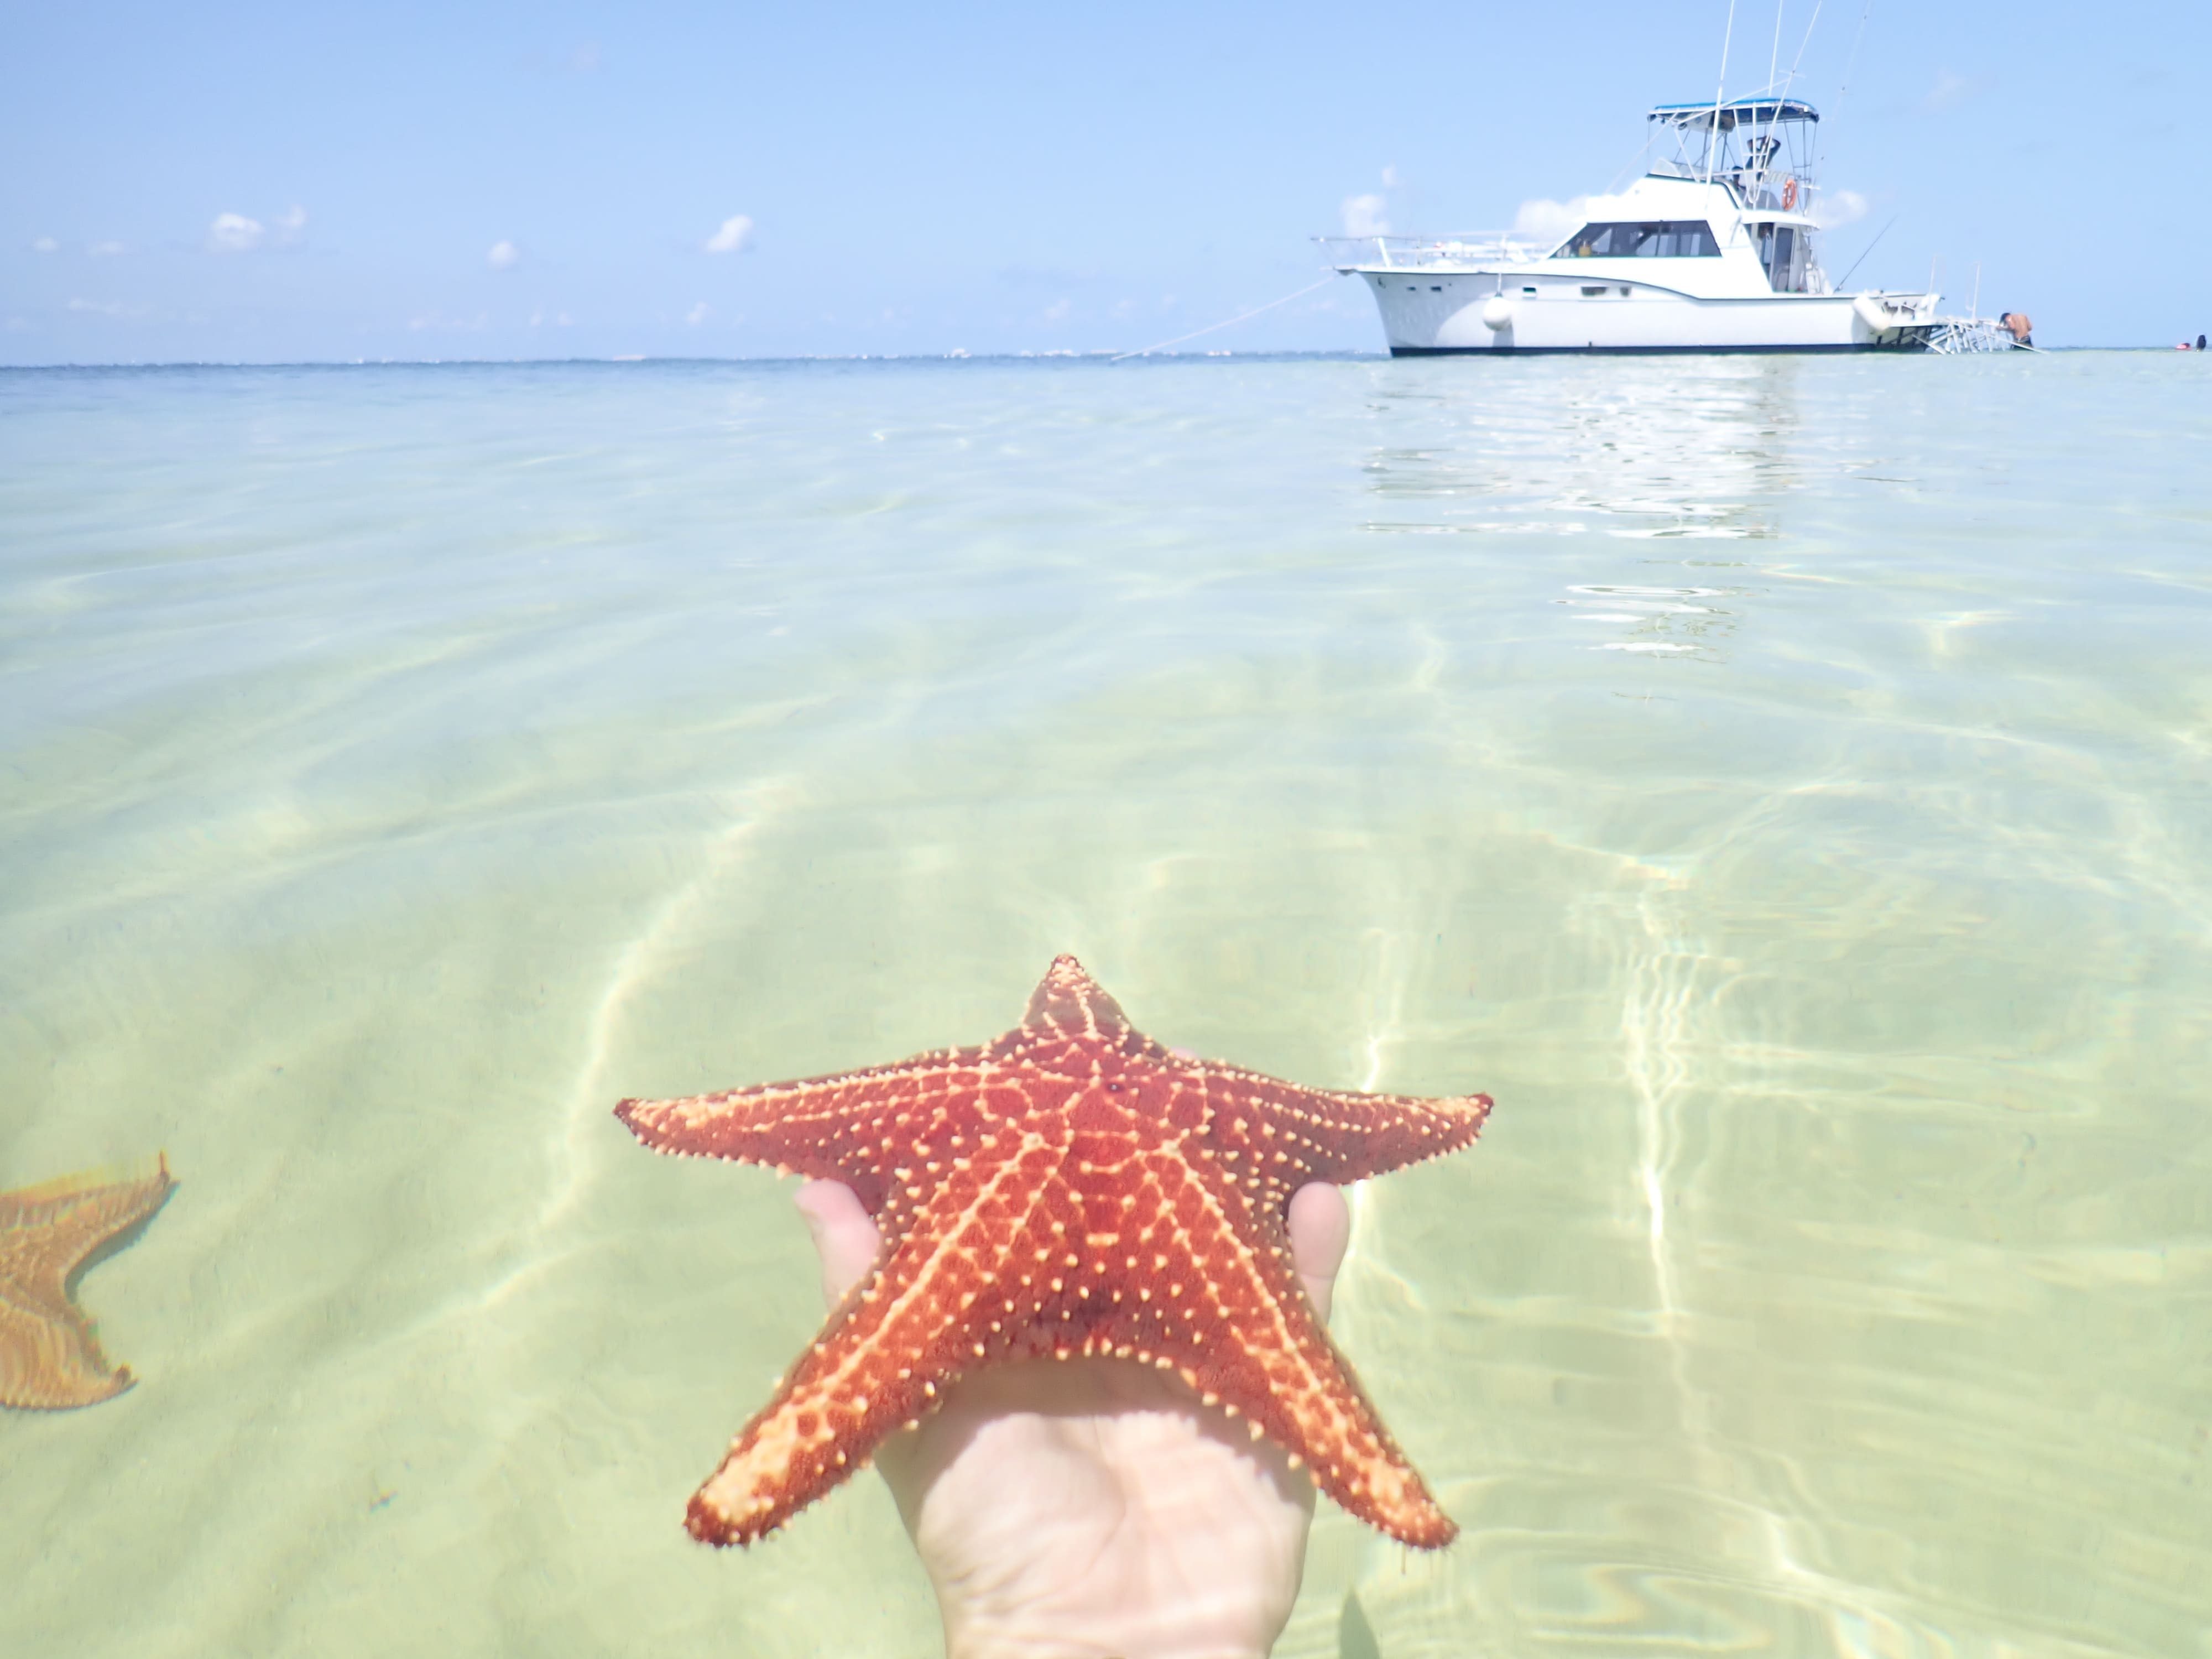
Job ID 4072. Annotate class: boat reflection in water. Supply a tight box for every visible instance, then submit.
[1355,354,1823,658]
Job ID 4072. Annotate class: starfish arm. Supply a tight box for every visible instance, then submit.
[1020,955,1136,1042]
[1048,1148,1457,1547]
[0,1300,131,1409]
[0,1160,171,1412]
[1178,1238,1454,1547]
[1177,1177,1451,1557]
[1199,1067,1493,1187]
[615,1047,1032,1214]
[9,1164,176,1289]
[686,1138,1064,1543]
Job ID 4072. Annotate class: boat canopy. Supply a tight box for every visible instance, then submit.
[1648,97,1819,131]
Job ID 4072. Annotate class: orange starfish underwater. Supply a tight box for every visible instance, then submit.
[615,956,1491,1548]
[1,1156,176,1411]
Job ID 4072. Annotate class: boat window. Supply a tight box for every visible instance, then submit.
[1557,221,1720,258]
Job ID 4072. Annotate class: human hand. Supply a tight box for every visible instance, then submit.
[794,1176,1352,1659]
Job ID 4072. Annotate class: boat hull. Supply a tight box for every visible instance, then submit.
[1359,270,1910,354]
[1389,341,1867,354]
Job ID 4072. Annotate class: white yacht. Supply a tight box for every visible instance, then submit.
[1324,97,2017,355]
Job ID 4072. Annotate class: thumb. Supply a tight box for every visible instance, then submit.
[793,1180,884,1310]
[1287,1182,1350,1324]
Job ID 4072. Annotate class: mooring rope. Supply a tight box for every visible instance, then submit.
[1109,275,1338,363]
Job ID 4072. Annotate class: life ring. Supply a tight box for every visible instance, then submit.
[1781,176,1798,210]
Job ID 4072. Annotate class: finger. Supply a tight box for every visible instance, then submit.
[792,1179,883,1310]
[1286,1181,1350,1323]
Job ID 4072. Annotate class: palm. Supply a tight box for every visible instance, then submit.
[795,1178,1351,1659]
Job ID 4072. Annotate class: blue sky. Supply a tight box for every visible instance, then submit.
[7,0,2205,362]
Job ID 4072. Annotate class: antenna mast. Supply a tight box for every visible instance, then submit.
[1706,0,1739,184]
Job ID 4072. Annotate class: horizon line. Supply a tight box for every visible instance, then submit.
[2,345,2167,371]
[0,348,1390,371]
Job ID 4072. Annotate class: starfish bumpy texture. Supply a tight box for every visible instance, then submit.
[616,956,1490,1547]
[1,1156,176,1411]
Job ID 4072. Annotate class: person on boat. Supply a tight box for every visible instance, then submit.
[2000,312,2032,346]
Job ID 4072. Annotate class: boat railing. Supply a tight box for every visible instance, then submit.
[1314,233,1556,270]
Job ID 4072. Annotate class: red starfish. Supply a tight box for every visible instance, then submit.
[615,956,1491,1548]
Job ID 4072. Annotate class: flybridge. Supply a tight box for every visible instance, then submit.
[1646,92,1823,218]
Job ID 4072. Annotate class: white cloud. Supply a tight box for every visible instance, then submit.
[487,240,520,269]
[705,214,755,254]
[1043,298,1071,321]
[685,300,711,325]
[1342,194,1389,237]
[1381,165,1401,189]
[32,236,59,254]
[208,212,264,252]
[205,206,306,254]
[1812,189,1870,229]
[90,240,127,257]
[67,297,150,319]
[1513,192,1634,247]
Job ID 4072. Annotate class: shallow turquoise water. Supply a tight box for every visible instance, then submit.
[3,353,2208,1656]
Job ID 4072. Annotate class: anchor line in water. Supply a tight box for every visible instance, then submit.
[1109,276,1337,363]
